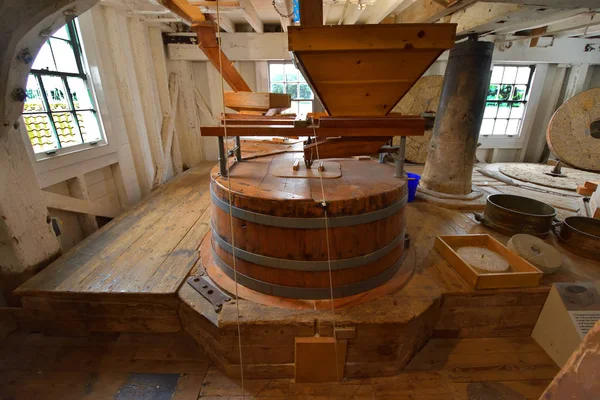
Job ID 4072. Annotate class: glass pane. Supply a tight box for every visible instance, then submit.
[497,102,511,118]
[512,85,527,101]
[484,102,497,118]
[269,64,284,82]
[299,83,313,99]
[23,113,59,153]
[32,42,56,71]
[493,119,508,135]
[41,75,70,111]
[498,85,512,101]
[67,77,93,109]
[490,66,503,83]
[270,83,284,94]
[286,83,298,100]
[52,25,70,40]
[506,119,521,136]
[516,67,531,84]
[487,85,499,100]
[298,101,313,117]
[52,112,82,147]
[284,63,298,82]
[50,38,79,73]
[502,67,517,84]
[480,119,494,136]
[510,103,525,119]
[77,111,102,143]
[24,75,46,113]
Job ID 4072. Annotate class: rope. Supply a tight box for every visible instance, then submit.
[215,1,245,396]
[312,128,341,381]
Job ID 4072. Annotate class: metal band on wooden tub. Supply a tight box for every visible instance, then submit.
[210,235,409,299]
[212,225,407,271]
[211,187,408,229]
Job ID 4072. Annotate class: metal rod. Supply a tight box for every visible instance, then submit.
[218,136,228,177]
[234,136,242,161]
[395,136,406,178]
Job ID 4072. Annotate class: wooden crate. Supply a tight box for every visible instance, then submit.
[434,234,543,290]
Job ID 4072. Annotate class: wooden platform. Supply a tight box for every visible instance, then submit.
[10,148,600,380]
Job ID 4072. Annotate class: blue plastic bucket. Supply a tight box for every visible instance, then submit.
[406,173,421,203]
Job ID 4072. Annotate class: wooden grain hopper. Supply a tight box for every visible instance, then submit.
[288,24,457,117]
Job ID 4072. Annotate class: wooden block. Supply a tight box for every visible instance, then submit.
[352,156,371,161]
[576,185,595,196]
[584,181,599,191]
[292,160,300,171]
[223,91,291,112]
[294,337,346,383]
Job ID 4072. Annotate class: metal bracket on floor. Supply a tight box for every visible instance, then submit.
[187,274,231,312]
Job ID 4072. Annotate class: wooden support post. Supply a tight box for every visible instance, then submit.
[129,17,166,190]
[299,0,323,26]
[158,74,180,182]
[194,24,252,92]
[67,176,99,237]
[421,39,494,195]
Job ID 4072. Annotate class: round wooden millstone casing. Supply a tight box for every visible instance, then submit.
[207,154,409,300]
[547,88,600,172]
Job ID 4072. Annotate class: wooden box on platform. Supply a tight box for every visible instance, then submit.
[435,235,542,290]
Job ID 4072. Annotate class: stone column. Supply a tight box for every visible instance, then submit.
[420,38,494,195]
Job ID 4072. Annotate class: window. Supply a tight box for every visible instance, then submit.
[481,65,535,137]
[23,20,104,155]
[268,62,314,117]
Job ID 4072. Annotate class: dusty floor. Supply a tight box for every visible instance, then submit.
[0,331,556,399]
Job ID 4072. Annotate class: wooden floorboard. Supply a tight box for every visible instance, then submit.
[0,332,555,400]
[15,162,215,297]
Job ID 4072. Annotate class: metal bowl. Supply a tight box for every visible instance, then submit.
[476,194,557,237]
[556,216,600,260]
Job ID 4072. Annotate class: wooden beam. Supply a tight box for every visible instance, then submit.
[67,176,99,237]
[212,12,236,32]
[299,0,323,26]
[223,91,291,112]
[239,0,264,33]
[395,0,476,23]
[194,24,252,92]
[44,191,121,219]
[159,74,180,183]
[199,123,426,137]
[162,0,206,23]
[288,24,457,51]
[365,0,407,24]
[188,0,241,7]
[342,7,365,25]
[275,0,293,32]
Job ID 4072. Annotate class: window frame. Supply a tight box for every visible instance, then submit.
[23,19,107,159]
[480,64,536,138]
[267,60,314,117]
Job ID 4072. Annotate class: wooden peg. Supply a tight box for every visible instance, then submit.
[293,160,300,171]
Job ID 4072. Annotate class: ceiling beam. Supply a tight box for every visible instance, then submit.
[441,2,589,36]
[208,12,236,32]
[239,0,264,32]
[366,0,409,24]
[395,0,476,23]
[274,0,293,32]
[161,0,206,23]
[342,7,365,24]
[492,8,590,35]
[323,3,331,23]
[483,0,600,8]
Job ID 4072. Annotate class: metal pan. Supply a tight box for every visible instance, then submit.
[554,216,600,261]
[475,194,557,237]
